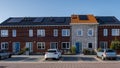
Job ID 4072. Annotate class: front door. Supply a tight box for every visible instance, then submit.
[13,42,20,54]
[50,42,58,49]
[75,42,82,53]
[26,42,33,53]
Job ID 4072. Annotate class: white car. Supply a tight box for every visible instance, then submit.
[45,49,61,60]
[96,49,117,60]
[0,50,12,60]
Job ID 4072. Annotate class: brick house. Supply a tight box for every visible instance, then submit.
[70,15,98,53]
[96,16,120,49]
[0,17,71,54]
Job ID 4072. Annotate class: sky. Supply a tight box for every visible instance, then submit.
[0,0,120,23]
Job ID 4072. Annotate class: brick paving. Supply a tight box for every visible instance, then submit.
[0,62,120,68]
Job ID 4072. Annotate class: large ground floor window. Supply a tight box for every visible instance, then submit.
[1,42,8,50]
[50,42,58,49]
[62,42,70,49]
[100,41,108,49]
[37,42,45,49]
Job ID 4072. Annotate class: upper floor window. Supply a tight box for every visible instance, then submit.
[53,29,58,37]
[62,29,70,36]
[1,42,9,50]
[112,29,119,36]
[103,29,108,36]
[12,30,16,37]
[88,29,93,36]
[37,29,45,37]
[29,29,33,37]
[77,29,83,36]
[1,30,8,37]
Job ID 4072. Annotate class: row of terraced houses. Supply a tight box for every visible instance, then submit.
[0,14,120,54]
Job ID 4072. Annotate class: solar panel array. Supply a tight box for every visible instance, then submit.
[55,18,65,23]
[79,15,88,20]
[99,17,116,22]
[8,18,23,23]
[34,18,44,22]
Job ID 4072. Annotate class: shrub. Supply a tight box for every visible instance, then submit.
[71,46,76,54]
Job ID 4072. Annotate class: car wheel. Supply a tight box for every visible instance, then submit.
[102,56,105,60]
[45,58,48,60]
[9,54,12,58]
[113,57,117,60]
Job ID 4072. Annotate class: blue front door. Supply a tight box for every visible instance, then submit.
[13,42,20,54]
[76,42,82,53]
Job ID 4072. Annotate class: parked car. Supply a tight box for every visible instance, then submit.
[0,49,12,60]
[45,49,62,60]
[96,49,117,60]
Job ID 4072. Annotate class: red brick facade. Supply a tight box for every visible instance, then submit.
[0,26,71,54]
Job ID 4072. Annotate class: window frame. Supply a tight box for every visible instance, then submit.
[88,43,93,48]
[29,29,33,37]
[112,29,119,36]
[53,29,58,37]
[77,29,83,36]
[62,29,70,36]
[12,30,16,37]
[37,42,45,49]
[88,29,94,36]
[1,42,9,50]
[37,29,45,37]
[103,29,108,36]
[1,30,8,37]
[61,42,70,49]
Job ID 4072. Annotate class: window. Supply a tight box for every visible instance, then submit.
[112,29,119,36]
[50,42,58,49]
[88,29,93,36]
[103,29,108,36]
[1,30,8,37]
[62,42,70,49]
[37,42,45,49]
[53,29,58,37]
[1,42,9,49]
[12,30,16,37]
[37,29,45,37]
[77,29,83,36]
[29,29,33,37]
[88,43,92,48]
[100,41,108,49]
[62,29,70,36]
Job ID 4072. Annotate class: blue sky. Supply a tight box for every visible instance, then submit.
[0,0,120,23]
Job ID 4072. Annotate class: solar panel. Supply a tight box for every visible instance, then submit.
[79,15,88,20]
[99,17,115,22]
[34,18,44,22]
[8,18,23,23]
[55,18,65,23]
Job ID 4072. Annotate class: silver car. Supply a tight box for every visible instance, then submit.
[0,50,12,60]
[96,49,117,60]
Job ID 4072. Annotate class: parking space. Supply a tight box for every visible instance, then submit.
[0,55,43,62]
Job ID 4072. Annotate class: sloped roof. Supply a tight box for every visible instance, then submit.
[95,16,120,25]
[71,14,98,24]
[0,17,70,26]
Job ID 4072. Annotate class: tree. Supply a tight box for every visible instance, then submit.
[110,37,120,50]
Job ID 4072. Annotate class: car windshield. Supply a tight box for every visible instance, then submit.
[106,50,115,52]
[47,50,56,53]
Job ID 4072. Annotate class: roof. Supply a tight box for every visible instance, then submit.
[0,17,70,26]
[71,14,98,24]
[95,16,120,25]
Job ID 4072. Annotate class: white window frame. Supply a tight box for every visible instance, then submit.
[53,29,58,37]
[12,30,16,37]
[61,42,70,49]
[88,43,93,48]
[62,29,70,36]
[88,29,93,36]
[1,42,9,50]
[50,42,58,49]
[77,29,83,36]
[29,29,33,37]
[37,42,45,49]
[112,29,119,36]
[103,29,108,36]
[37,29,45,37]
[1,30,8,37]
[100,41,108,49]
